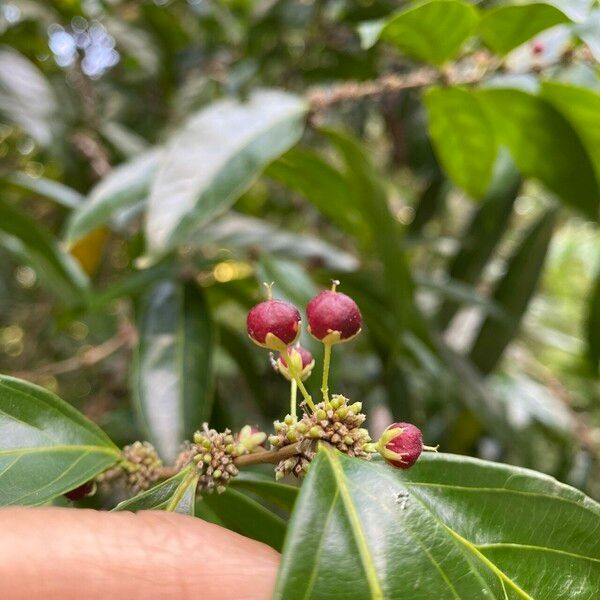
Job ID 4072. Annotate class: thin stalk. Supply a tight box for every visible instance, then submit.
[321,341,332,402]
[290,379,298,420]
[233,440,311,467]
[282,347,316,412]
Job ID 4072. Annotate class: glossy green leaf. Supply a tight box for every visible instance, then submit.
[65,149,162,243]
[541,82,600,181]
[477,88,599,220]
[145,89,307,259]
[276,446,600,599]
[0,375,120,506]
[586,272,600,374]
[425,86,497,198]
[231,471,298,513]
[469,208,557,375]
[361,0,479,65]
[0,48,58,146]
[576,9,600,62]
[266,148,366,239]
[200,212,358,272]
[0,197,88,305]
[480,4,570,55]
[3,172,83,209]
[133,281,216,463]
[323,129,415,342]
[113,467,198,515]
[218,325,270,410]
[408,174,449,234]
[436,155,521,328]
[200,486,287,551]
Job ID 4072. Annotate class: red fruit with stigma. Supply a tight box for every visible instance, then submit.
[247,284,301,350]
[306,281,362,344]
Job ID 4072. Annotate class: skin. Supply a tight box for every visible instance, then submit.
[0,508,279,600]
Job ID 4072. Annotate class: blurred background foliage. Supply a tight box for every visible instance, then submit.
[0,0,599,500]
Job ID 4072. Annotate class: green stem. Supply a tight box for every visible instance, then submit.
[290,379,297,420]
[321,341,332,402]
[283,347,316,412]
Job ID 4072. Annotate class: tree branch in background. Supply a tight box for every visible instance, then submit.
[11,319,137,381]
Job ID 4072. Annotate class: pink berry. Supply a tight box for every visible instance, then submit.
[277,345,315,381]
[247,299,301,349]
[64,481,96,501]
[380,423,423,469]
[306,288,362,344]
[278,345,313,370]
[532,41,544,55]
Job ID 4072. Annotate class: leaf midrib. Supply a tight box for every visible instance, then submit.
[401,481,600,517]
[324,447,384,599]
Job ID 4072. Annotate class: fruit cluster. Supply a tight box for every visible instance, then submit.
[66,282,436,503]
[246,281,436,477]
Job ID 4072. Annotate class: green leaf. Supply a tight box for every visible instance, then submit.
[230,471,298,513]
[541,82,600,181]
[266,148,366,239]
[469,208,557,375]
[275,447,600,599]
[425,86,497,198]
[200,212,358,272]
[323,129,415,341]
[3,172,83,209]
[477,88,600,220]
[0,197,89,305]
[362,0,479,65]
[436,155,521,328]
[200,486,287,551]
[480,4,571,55]
[575,9,600,62]
[0,48,58,146]
[133,281,216,463]
[65,149,162,243]
[586,272,600,374]
[0,375,119,506]
[113,467,198,515]
[145,89,307,259]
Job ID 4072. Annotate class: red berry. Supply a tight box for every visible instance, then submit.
[380,423,423,469]
[306,289,362,344]
[247,299,301,349]
[64,480,96,501]
[277,345,315,381]
[532,41,544,55]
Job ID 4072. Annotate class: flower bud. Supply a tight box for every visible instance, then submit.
[276,345,315,381]
[236,425,267,453]
[378,422,432,470]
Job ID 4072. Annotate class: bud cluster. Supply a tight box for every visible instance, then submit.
[269,395,374,479]
[98,441,163,493]
[179,424,267,494]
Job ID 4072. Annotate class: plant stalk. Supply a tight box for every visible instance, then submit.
[321,341,332,402]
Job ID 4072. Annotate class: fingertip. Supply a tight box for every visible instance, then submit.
[0,507,279,600]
